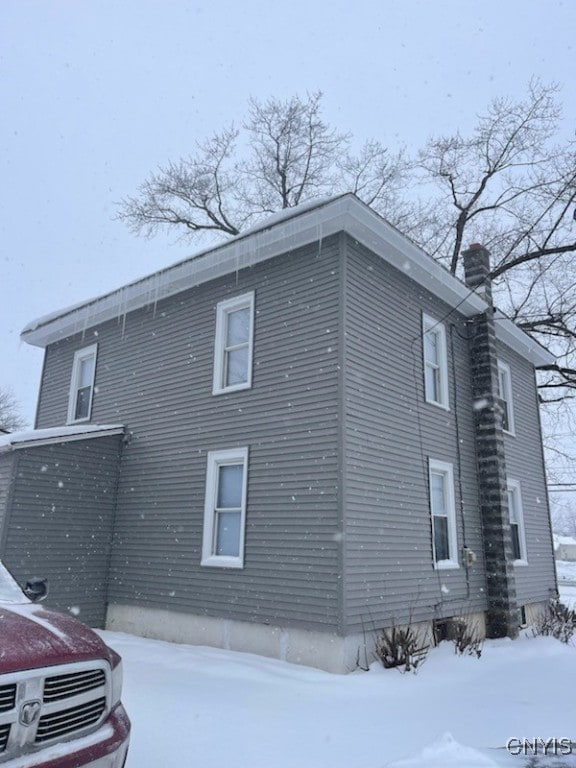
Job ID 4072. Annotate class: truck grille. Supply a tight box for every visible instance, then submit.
[36,697,106,743]
[0,661,109,761]
[44,669,106,702]
[0,686,16,713]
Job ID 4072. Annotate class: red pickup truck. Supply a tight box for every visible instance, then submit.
[0,562,130,767]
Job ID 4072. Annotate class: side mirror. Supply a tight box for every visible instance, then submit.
[24,578,48,603]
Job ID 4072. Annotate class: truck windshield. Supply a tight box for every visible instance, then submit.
[0,561,28,603]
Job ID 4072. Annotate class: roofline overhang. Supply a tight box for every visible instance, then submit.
[21,194,553,367]
[0,424,125,453]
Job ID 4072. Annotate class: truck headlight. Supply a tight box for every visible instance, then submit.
[111,660,124,708]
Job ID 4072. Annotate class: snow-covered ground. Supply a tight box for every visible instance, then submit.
[102,579,576,768]
[556,560,576,584]
[556,560,576,609]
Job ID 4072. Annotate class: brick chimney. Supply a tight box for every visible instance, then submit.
[462,243,493,303]
[462,244,519,639]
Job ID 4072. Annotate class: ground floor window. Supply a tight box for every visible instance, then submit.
[201,447,248,568]
[507,480,527,564]
[428,458,459,569]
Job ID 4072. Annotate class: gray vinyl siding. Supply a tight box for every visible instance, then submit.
[31,227,555,639]
[341,236,487,632]
[497,343,556,604]
[1,435,122,627]
[0,454,16,542]
[36,237,342,631]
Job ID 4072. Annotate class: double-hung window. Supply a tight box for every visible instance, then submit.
[213,292,255,395]
[202,447,248,568]
[507,480,527,564]
[428,459,458,569]
[497,361,515,434]
[422,314,449,409]
[67,344,98,423]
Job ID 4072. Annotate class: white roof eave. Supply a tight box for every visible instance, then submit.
[21,194,553,367]
[0,424,125,453]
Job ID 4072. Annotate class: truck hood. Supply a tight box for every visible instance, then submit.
[0,602,112,673]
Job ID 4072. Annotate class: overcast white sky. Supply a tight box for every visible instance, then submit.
[2,0,575,425]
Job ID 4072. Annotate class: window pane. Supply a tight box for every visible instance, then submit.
[498,367,513,432]
[511,522,522,560]
[225,348,248,386]
[75,386,92,420]
[434,516,450,561]
[425,366,440,402]
[431,472,446,515]
[226,307,250,346]
[507,489,517,523]
[501,402,510,432]
[498,369,506,397]
[78,356,95,388]
[217,464,243,508]
[424,330,438,365]
[215,511,241,556]
[499,371,508,428]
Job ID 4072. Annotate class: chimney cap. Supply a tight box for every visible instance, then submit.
[468,242,485,250]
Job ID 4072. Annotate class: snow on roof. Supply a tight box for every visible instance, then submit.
[21,193,553,367]
[240,194,342,235]
[554,534,576,547]
[0,424,125,453]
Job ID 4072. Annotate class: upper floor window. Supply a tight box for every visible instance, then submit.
[422,314,449,409]
[429,458,459,569]
[213,292,255,395]
[507,480,527,564]
[497,361,515,434]
[201,447,248,569]
[67,344,98,423]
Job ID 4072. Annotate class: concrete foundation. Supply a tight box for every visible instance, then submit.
[523,600,552,628]
[106,604,371,673]
[106,605,528,672]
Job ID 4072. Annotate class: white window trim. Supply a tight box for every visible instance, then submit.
[201,447,249,569]
[428,458,459,570]
[212,292,255,395]
[422,313,449,410]
[507,479,528,565]
[67,344,98,424]
[497,360,515,435]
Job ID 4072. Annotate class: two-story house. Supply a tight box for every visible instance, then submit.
[0,194,557,672]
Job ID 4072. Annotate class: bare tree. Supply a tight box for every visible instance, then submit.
[0,388,26,432]
[411,80,576,399]
[118,85,576,400]
[549,487,576,537]
[117,92,407,242]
